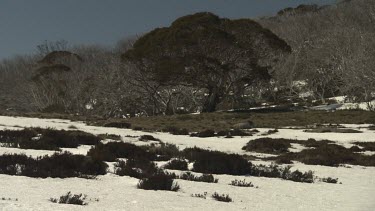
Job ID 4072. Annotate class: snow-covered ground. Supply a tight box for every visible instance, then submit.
[0,115,374,211]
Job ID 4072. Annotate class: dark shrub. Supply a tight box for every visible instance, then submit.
[262,129,279,135]
[183,147,251,175]
[87,142,156,162]
[321,177,338,184]
[164,159,188,170]
[139,135,161,142]
[242,138,291,154]
[133,126,144,131]
[137,172,180,191]
[353,142,375,151]
[103,121,131,129]
[230,179,254,187]
[0,128,100,150]
[97,133,121,140]
[212,192,232,202]
[0,152,107,178]
[216,129,251,137]
[50,192,87,205]
[144,143,180,161]
[250,164,314,183]
[163,126,189,135]
[115,158,158,179]
[179,172,218,183]
[191,192,207,199]
[190,129,215,138]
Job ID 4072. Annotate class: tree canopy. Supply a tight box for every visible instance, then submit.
[122,12,291,112]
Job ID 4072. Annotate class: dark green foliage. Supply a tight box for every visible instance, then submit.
[242,138,292,154]
[115,158,158,179]
[50,192,87,205]
[87,142,156,162]
[162,126,190,135]
[182,147,251,175]
[143,143,180,161]
[164,159,188,170]
[97,133,122,140]
[139,135,161,142]
[283,144,375,167]
[216,129,252,137]
[179,172,218,183]
[212,192,232,202]
[190,129,216,138]
[250,164,314,183]
[353,142,375,151]
[191,192,207,199]
[137,172,180,191]
[0,128,100,150]
[103,121,131,129]
[123,12,290,112]
[321,177,338,184]
[229,179,254,187]
[0,152,107,178]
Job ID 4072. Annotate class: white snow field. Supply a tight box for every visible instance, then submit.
[0,115,374,211]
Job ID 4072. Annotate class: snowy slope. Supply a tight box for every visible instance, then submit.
[0,116,374,211]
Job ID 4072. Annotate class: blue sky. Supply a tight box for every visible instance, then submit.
[0,0,335,60]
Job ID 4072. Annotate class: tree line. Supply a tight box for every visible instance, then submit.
[0,0,374,117]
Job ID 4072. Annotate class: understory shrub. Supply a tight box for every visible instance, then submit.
[212,192,232,202]
[143,143,180,161]
[353,142,375,151]
[179,172,218,183]
[50,192,87,205]
[229,179,254,187]
[115,158,158,179]
[87,142,156,162]
[103,121,131,128]
[321,177,338,184]
[164,159,188,170]
[139,135,161,142]
[0,128,100,150]
[190,129,216,138]
[242,138,292,154]
[182,147,251,175]
[163,126,190,135]
[216,129,252,137]
[137,172,180,191]
[250,164,314,183]
[191,192,207,199]
[0,152,107,178]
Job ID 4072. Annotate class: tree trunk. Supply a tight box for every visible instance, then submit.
[202,89,221,112]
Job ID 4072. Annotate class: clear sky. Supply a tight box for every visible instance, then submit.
[0,0,335,60]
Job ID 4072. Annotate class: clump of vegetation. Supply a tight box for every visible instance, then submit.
[0,128,100,150]
[229,179,254,187]
[353,142,375,151]
[164,159,188,170]
[139,135,161,142]
[262,129,279,135]
[179,172,218,183]
[304,128,362,133]
[50,192,87,205]
[102,121,131,128]
[190,129,216,138]
[216,129,252,137]
[143,142,181,161]
[251,164,314,183]
[87,142,156,162]
[115,158,158,179]
[191,192,207,199]
[321,177,339,184]
[0,152,107,178]
[212,192,232,203]
[137,172,180,191]
[97,133,121,140]
[163,126,190,135]
[242,138,292,154]
[182,147,251,175]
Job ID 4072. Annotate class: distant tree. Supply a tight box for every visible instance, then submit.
[122,12,290,112]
